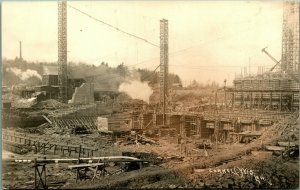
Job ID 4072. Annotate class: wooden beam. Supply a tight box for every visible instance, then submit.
[6,156,141,164]
[42,115,52,125]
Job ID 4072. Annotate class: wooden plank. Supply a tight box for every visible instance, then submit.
[82,146,97,151]
[64,120,72,128]
[277,142,296,147]
[265,145,285,151]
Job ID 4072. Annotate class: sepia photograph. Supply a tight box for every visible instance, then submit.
[1,0,299,189]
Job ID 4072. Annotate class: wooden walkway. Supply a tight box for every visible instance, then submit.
[2,130,97,157]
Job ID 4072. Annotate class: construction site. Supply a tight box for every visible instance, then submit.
[2,1,299,189]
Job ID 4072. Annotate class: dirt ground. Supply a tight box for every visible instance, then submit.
[2,154,75,189]
[65,166,186,189]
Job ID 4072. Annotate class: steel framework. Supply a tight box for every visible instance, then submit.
[159,19,169,125]
[226,1,299,112]
[281,1,299,73]
[58,1,68,103]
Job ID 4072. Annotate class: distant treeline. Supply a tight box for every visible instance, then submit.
[2,58,182,90]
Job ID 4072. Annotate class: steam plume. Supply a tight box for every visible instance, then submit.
[6,67,42,81]
[15,97,37,108]
[17,97,37,104]
[119,80,153,103]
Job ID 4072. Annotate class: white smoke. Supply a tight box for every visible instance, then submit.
[118,80,153,103]
[15,97,37,108]
[6,67,42,81]
[17,97,37,104]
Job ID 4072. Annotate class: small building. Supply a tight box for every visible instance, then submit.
[37,65,86,102]
[42,65,59,86]
[21,89,35,99]
[35,85,60,100]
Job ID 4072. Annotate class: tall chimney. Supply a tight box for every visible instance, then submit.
[19,41,22,60]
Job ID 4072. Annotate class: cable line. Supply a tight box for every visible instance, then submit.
[68,4,159,48]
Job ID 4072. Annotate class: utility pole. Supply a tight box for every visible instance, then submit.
[224,79,227,108]
[215,91,217,106]
[241,68,243,78]
[249,57,251,77]
[160,19,169,126]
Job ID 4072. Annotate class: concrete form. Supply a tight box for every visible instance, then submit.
[130,109,289,142]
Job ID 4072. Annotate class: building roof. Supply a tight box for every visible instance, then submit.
[43,65,58,75]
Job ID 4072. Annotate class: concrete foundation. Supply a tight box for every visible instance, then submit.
[69,83,94,104]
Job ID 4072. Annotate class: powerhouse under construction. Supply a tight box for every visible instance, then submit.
[2,1,299,189]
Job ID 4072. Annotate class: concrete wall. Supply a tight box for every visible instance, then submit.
[69,83,94,104]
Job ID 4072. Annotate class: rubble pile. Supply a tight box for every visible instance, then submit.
[118,134,159,146]
[278,117,299,142]
[33,99,68,109]
[190,156,298,189]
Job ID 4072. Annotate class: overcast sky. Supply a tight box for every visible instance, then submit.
[2,1,283,85]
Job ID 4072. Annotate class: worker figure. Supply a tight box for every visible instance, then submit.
[203,144,208,157]
[177,135,182,144]
[135,135,138,145]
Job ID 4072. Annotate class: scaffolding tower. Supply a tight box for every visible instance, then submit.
[226,1,299,112]
[281,1,299,73]
[159,19,169,125]
[58,1,68,103]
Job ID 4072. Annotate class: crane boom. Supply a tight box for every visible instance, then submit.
[261,47,298,82]
[261,47,281,72]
